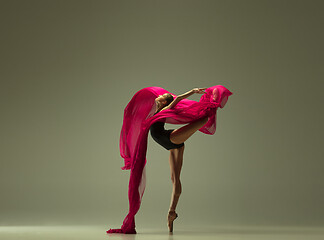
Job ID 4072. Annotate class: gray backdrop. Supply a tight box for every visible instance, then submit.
[1,0,323,229]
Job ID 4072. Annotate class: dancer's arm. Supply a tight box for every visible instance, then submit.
[177,89,194,100]
[162,88,207,111]
[177,88,207,99]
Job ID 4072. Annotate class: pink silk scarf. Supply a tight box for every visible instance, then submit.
[106,85,233,234]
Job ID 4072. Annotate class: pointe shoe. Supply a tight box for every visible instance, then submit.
[167,211,178,232]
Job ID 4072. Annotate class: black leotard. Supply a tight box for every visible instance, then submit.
[150,110,184,150]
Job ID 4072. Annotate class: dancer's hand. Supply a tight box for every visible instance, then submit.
[192,88,207,94]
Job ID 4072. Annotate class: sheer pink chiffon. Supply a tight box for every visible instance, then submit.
[106,85,233,234]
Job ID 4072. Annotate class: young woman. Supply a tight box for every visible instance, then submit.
[106,85,232,234]
[150,88,215,232]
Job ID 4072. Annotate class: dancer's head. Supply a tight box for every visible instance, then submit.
[156,93,174,107]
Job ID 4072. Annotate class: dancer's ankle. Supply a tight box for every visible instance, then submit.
[168,209,176,214]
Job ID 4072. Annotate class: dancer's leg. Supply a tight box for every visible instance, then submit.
[168,145,184,212]
[167,145,184,232]
[169,117,208,145]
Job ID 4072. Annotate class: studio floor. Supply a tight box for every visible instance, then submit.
[1,225,324,240]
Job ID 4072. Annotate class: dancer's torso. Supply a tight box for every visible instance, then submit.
[149,110,166,136]
[149,109,185,150]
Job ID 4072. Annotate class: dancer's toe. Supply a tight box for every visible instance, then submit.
[167,211,178,232]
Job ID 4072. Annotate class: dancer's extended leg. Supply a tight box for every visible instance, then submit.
[169,117,208,145]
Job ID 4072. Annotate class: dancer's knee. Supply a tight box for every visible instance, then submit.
[171,175,180,183]
[171,175,175,183]
[174,187,181,196]
[175,188,181,196]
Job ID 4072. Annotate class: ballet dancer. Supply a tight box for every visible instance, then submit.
[150,87,228,232]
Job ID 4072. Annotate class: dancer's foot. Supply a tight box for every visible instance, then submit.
[167,210,178,232]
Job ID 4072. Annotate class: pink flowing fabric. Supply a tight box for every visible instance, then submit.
[106,85,233,234]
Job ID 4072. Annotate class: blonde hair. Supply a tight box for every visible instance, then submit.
[164,93,174,106]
